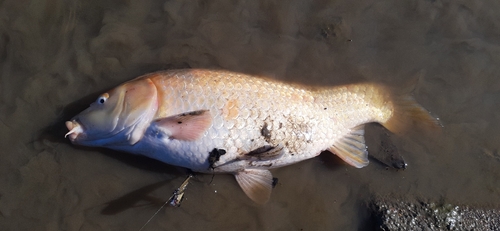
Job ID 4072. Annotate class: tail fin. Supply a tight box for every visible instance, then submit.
[383,93,442,134]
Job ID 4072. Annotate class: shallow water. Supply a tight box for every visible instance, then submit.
[1,0,500,230]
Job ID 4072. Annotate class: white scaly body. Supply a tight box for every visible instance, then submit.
[131,70,390,172]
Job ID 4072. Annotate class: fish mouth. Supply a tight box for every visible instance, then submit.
[65,120,83,142]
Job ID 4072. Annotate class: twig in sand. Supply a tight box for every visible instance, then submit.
[138,174,193,231]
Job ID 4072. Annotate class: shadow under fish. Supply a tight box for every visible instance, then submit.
[369,125,407,171]
[101,179,172,215]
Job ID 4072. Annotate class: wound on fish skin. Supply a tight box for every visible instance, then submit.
[247,145,274,156]
[245,144,285,161]
[186,110,206,116]
[261,122,271,142]
[208,148,226,169]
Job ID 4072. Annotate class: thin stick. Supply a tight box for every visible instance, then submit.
[138,197,171,231]
[138,174,193,231]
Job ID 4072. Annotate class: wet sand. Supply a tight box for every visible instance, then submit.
[1,0,500,230]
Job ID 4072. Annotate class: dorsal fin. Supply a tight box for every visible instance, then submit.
[234,169,273,204]
[328,125,369,168]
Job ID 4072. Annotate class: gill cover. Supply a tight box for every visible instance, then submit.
[73,78,158,145]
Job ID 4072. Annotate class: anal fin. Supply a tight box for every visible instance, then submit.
[328,125,369,168]
[234,169,273,204]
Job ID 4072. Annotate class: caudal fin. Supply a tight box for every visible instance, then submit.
[383,94,442,134]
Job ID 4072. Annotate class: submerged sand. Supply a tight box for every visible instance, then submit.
[1,0,500,230]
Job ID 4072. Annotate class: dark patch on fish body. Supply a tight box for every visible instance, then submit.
[208,148,226,170]
[247,145,275,157]
[247,160,273,168]
[183,110,207,116]
[261,122,271,142]
[190,110,206,116]
[244,144,285,161]
[177,110,209,118]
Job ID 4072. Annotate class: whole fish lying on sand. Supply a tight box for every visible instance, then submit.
[65,69,440,204]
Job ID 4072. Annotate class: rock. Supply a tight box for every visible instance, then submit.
[371,198,500,230]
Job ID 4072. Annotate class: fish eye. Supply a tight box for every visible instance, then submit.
[96,94,109,104]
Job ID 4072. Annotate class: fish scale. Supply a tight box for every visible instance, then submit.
[66,69,440,204]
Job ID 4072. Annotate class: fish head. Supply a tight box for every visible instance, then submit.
[65,78,158,147]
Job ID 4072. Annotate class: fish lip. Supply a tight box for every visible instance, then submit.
[65,120,84,142]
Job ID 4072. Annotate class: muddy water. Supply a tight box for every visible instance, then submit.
[1,0,500,230]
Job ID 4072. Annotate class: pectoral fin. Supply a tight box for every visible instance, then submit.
[154,110,212,141]
[328,125,369,168]
[234,169,273,204]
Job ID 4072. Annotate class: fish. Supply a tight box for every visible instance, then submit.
[65,69,440,204]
